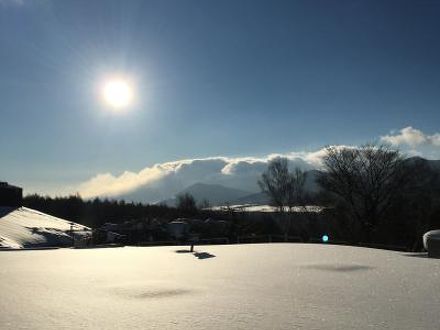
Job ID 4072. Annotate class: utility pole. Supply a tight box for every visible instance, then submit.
[70,222,75,247]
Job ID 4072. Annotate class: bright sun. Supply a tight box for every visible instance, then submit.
[102,79,134,109]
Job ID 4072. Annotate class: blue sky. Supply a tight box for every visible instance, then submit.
[1,0,440,195]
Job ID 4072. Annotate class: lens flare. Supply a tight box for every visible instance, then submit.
[322,235,329,243]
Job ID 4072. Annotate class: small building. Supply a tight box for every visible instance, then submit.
[168,220,190,239]
[0,182,23,207]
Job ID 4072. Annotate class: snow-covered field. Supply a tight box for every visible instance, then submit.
[209,204,323,213]
[0,207,89,249]
[0,244,439,329]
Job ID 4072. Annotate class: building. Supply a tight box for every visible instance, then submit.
[0,182,23,207]
[168,220,190,239]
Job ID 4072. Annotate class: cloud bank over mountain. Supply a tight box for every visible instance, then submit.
[75,127,440,203]
[77,149,328,202]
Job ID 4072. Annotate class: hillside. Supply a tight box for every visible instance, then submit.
[0,207,89,249]
[163,183,252,206]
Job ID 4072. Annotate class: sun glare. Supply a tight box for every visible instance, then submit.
[102,78,134,109]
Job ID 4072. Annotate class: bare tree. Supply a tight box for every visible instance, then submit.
[317,144,413,242]
[259,158,307,210]
[258,157,291,212]
[176,193,197,214]
[287,167,307,211]
[258,157,307,241]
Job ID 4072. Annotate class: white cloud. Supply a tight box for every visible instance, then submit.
[381,126,440,147]
[77,166,167,199]
[76,149,331,201]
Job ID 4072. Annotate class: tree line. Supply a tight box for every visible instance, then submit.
[23,195,180,228]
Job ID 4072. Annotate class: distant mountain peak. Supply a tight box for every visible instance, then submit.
[163,182,252,206]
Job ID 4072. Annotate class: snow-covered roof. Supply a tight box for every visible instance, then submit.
[0,182,21,190]
[0,207,89,249]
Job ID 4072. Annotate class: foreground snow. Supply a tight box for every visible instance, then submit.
[0,244,439,329]
[0,207,89,249]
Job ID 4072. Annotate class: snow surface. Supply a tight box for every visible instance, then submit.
[210,204,323,213]
[0,207,89,249]
[1,244,439,329]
